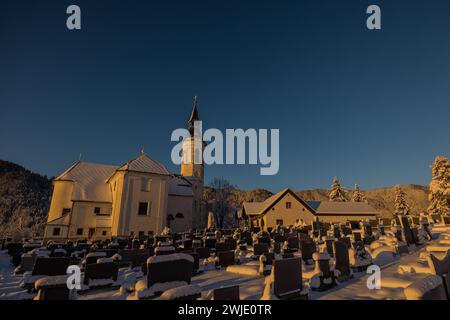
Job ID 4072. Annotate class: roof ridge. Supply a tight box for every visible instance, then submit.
[54,160,81,181]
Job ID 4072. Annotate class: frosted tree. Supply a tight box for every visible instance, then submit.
[352,184,366,202]
[394,185,410,216]
[427,156,450,215]
[329,177,347,202]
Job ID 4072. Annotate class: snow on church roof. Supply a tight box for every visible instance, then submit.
[116,153,170,176]
[54,161,117,203]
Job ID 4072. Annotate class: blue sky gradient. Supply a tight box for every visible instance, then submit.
[1,0,449,192]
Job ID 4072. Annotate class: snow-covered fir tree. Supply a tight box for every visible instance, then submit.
[427,156,450,215]
[352,183,366,202]
[394,184,410,216]
[329,177,347,202]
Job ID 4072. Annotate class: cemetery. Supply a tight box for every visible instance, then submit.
[1,214,450,300]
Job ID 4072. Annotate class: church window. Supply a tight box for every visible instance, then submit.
[102,231,107,236]
[94,207,101,214]
[286,202,292,209]
[141,178,150,192]
[138,202,149,216]
[176,213,184,218]
[53,228,61,236]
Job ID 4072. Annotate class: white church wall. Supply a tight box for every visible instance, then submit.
[167,195,193,233]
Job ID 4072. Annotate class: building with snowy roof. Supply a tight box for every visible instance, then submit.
[238,188,379,230]
[44,98,204,240]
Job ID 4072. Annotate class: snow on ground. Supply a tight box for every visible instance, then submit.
[1,226,449,300]
[0,250,35,300]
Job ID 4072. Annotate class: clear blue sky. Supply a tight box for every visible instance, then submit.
[1,0,449,192]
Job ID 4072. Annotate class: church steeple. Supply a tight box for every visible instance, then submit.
[188,96,200,135]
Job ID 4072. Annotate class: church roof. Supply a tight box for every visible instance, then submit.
[116,153,170,176]
[168,176,194,196]
[54,161,117,203]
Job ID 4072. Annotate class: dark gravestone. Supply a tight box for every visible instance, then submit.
[349,221,360,230]
[325,239,334,257]
[333,241,351,281]
[253,243,269,256]
[130,253,150,269]
[187,252,200,275]
[217,250,235,268]
[287,236,299,251]
[353,232,362,243]
[341,226,352,236]
[213,285,240,300]
[84,262,119,286]
[147,254,193,289]
[32,257,70,276]
[411,227,420,244]
[314,255,336,291]
[215,242,230,253]
[257,236,271,246]
[312,220,320,238]
[273,257,307,299]
[273,234,286,243]
[364,224,373,237]
[36,285,70,300]
[224,238,237,250]
[273,242,281,254]
[204,238,217,249]
[7,243,23,256]
[300,241,314,264]
[442,216,450,225]
[339,237,351,249]
[333,226,342,239]
[399,216,415,245]
[195,247,211,259]
[183,239,193,249]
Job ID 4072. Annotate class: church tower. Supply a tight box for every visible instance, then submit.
[181,96,205,229]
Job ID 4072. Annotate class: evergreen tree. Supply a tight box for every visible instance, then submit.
[394,185,410,216]
[352,183,366,202]
[329,177,347,202]
[428,156,450,215]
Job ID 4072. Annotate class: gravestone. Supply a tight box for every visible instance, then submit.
[213,285,240,300]
[273,257,307,299]
[333,241,351,281]
[399,215,415,245]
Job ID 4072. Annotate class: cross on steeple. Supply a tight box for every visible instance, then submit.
[188,95,200,135]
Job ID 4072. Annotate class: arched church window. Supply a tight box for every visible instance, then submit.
[176,213,184,219]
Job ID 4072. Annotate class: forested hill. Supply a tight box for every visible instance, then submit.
[0,160,52,239]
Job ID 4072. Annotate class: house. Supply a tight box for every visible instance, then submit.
[238,188,378,230]
[44,98,205,240]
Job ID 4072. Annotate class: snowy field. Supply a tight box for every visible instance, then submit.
[1,225,449,300]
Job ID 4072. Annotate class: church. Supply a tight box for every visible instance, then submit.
[44,99,204,241]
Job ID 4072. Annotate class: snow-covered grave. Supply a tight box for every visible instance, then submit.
[1,219,450,300]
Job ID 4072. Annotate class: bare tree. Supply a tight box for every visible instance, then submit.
[207,177,236,229]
